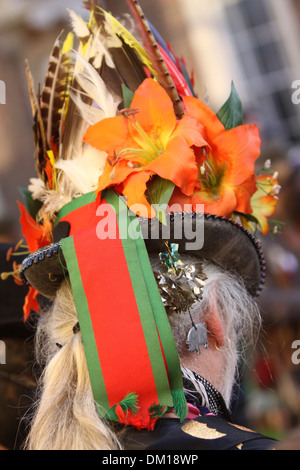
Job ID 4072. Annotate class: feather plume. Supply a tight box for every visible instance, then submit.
[67,8,90,43]
[55,144,107,195]
[40,32,74,154]
[28,144,107,221]
[25,59,37,117]
[148,20,196,97]
[26,33,74,188]
[86,35,116,70]
[68,92,104,127]
[25,59,48,183]
[104,11,154,75]
[61,9,117,162]
[26,2,191,220]
[34,86,49,182]
[60,4,148,167]
[72,53,121,119]
[125,0,184,117]
[83,2,148,97]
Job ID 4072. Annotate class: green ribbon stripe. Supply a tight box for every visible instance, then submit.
[60,236,110,416]
[104,190,179,408]
[55,191,96,225]
[133,223,184,394]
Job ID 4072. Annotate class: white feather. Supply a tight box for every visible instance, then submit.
[28,144,107,220]
[67,9,90,40]
[28,178,71,222]
[73,53,120,119]
[91,36,115,69]
[69,91,106,126]
[28,178,46,200]
[55,144,107,195]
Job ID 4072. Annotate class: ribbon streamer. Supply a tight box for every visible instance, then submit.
[59,189,187,428]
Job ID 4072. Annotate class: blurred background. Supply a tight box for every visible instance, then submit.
[0,0,300,449]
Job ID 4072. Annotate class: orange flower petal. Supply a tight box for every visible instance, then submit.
[183,96,225,142]
[246,174,279,234]
[212,124,261,186]
[83,115,135,154]
[130,78,177,148]
[253,210,272,235]
[191,185,237,216]
[23,286,40,322]
[234,175,257,213]
[173,115,207,148]
[168,187,193,212]
[97,160,135,193]
[254,195,277,217]
[122,171,156,218]
[146,135,198,196]
[18,202,51,252]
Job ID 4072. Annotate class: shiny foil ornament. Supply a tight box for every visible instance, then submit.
[153,243,207,314]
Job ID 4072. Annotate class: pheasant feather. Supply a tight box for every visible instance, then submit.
[40,33,74,155]
[24,59,37,117]
[125,0,184,117]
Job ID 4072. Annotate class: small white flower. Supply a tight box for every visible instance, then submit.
[273,171,279,180]
[272,184,281,195]
[264,159,272,169]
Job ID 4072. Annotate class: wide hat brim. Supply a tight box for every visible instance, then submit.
[19,210,266,300]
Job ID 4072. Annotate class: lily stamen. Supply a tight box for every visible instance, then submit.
[117,148,157,163]
[131,119,163,157]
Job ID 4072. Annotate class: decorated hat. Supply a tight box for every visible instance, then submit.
[3,0,280,430]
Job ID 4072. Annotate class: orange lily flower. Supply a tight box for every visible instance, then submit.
[23,286,40,322]
[83,78,207,217]
[18,202,52,320]
[18,202,52,252]
[169,97,261,216]
[239,174,279,235]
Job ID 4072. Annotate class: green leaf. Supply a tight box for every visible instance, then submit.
[146,176,175,225]
[216,81,243,130]
[18,187,43,220]
[121,84,134,109]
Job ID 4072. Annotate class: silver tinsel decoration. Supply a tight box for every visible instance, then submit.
[153,243,207,314]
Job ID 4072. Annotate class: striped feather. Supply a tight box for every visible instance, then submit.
[125,0,184,117]
[40,33,74,155]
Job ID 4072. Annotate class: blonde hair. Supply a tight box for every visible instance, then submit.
[24,285,121,450]
[23,259,261,450]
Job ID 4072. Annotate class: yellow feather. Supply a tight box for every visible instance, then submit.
[99,9,155,75]
[61,32,74,55]
[47,150,57,190]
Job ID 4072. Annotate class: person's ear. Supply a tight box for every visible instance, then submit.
[205,294,225,348]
